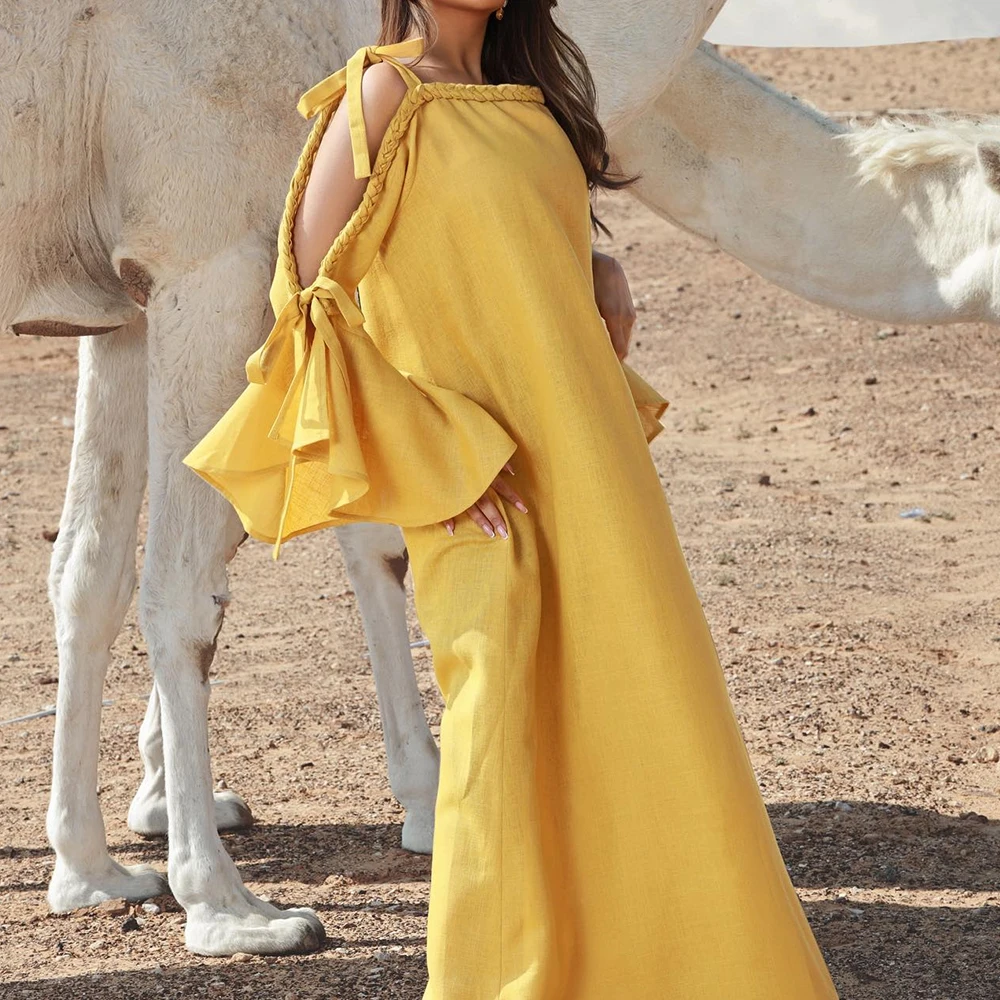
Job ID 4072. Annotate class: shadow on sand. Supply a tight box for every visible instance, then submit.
[5,801,1000,999]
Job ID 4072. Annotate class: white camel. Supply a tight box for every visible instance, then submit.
[4,0,998,959]
[1,0,725,957]
[614,41,1000,324]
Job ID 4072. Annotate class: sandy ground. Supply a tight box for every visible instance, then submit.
[2,37,999,1000]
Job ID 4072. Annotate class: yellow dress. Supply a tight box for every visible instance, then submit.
[184,37,839,1000]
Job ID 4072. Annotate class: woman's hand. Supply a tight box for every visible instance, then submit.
[440,460,528,539]
[592,249,636,361]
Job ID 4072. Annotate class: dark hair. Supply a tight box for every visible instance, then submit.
[378,0,637,236]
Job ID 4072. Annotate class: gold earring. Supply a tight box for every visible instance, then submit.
[496,0,507,20]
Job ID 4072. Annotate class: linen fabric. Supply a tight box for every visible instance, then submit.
[184,37,839,1000]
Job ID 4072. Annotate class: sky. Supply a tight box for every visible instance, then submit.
[706,0,1000,47]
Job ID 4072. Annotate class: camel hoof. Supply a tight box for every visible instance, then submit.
[128,788,254,837]
[213,789,255,831]
[48,859,168,913]
[184,903,325,957]
[401,807,434,854]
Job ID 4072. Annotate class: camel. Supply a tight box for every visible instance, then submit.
[613,41,1000,325]
[1,0,725,957]
[4,0,998,958]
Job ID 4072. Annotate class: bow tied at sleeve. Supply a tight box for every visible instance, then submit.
[247,275,364,384]
[184,275,519,558]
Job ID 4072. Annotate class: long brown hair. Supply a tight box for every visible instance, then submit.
[378,0,637,236]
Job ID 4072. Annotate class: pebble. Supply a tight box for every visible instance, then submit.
[96,899,129,918]
[141,902,161,915]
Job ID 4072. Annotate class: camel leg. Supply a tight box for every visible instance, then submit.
[127,683,254,837]
[336,523,439,854]
[139,244,322,956]
[46,323,169,911]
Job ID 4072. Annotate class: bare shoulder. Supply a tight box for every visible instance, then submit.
[292,61,411,286]
[358,61,411,141]
[316,60,410,168]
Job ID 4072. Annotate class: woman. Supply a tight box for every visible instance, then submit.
[183,1,840,997]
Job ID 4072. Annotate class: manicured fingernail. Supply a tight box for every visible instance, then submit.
[482,524,494,537]
[504,462,515,475]
[515,501,528,514]
[446,522,454,535]
[497,523,508,539]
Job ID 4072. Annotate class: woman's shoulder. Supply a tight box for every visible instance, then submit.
[354,61,413,152]
[314,57,418,190]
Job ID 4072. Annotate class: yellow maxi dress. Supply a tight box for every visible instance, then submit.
[184,37,839,1000]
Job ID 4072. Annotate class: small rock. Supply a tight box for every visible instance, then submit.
[121,915,141,933]
[875,327,899,340]
[864,375,878,385]
[801,406,817,417]
[41,528,60,542]
[141,902,161,915]
[758,473,772,486]
[960,811,990,823]
[96,899,129,917]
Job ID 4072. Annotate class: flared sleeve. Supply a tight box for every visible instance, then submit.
[621,362,669,444]
[182,40,517,558]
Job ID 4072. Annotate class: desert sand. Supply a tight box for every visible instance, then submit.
[1,37,998,1000]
